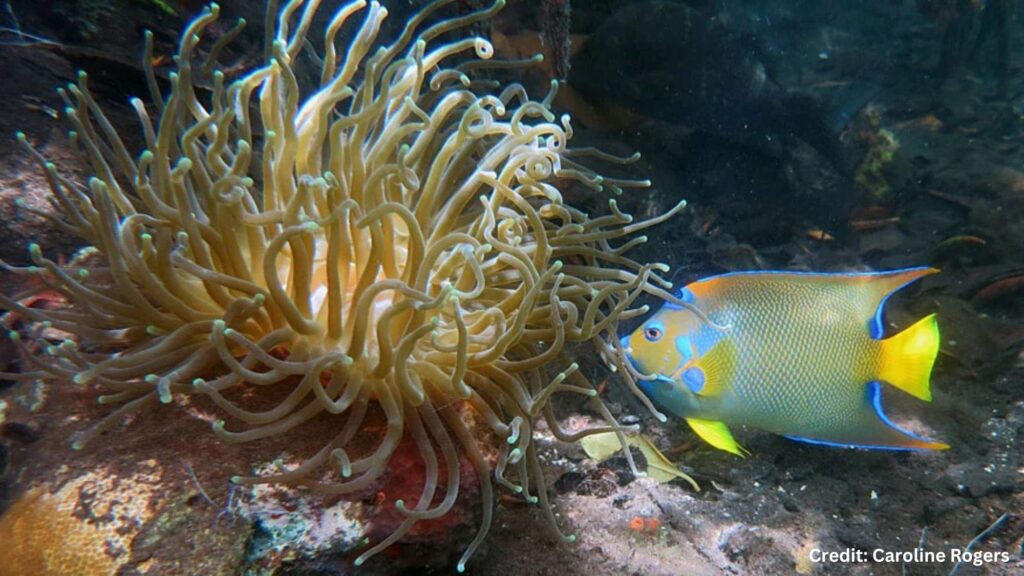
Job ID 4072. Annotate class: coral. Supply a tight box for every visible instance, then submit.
[0,465,164,576]
[1,0,688,568]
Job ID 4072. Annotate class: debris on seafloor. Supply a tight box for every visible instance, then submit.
[580,431,699,489]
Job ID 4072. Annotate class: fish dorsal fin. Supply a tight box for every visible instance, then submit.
[685,267,938,339]
[858,267,939,339]
[685,418,748,456]
[676,338,737,397]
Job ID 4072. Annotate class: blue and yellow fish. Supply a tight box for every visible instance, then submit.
[621,267,948,455]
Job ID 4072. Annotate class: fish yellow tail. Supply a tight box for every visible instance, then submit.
[878,313,940,401]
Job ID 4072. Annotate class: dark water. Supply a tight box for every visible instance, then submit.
[0,1,1021,575]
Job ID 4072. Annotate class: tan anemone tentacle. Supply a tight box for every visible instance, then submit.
[0,0,705,568]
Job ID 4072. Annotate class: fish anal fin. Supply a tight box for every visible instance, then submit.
[878,313,940,401]
[685,417,748,456]
[867,381,949,450]
[784,434,949,451]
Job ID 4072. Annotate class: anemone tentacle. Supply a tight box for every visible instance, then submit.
[2,0,689,567]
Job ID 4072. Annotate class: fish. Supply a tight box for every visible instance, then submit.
[620,267,948,455]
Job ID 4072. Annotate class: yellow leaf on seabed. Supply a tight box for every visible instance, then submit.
[580,432,700,491]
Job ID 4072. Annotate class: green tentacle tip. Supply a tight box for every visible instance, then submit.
[213,420,226,432]
[527,495,539,504]
[15,131,26,142]
[513,485,523,494]
[224,328,237,337]
[144,374,159,384]
[229,475,243,485]
[191,378,205,389]
[13,198,25,208]
[253,293,266,305]
[71,438,85,451]
[457,561,467,573]
[213,319,227,332]
[73,372,90,385]
[564,534,577,543]
[354,557,366,567]
[7,331,18,342]
[656,412,668,423]
[28,243,41,258]
[77,268,89,279]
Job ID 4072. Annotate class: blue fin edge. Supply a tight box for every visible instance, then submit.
[668,266,933,339]
[784,382,941,452]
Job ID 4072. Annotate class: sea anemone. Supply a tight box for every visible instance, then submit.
[1,0,686,568]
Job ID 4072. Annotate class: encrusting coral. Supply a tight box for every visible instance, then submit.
[0,488,117,576]
[0,0,692,568]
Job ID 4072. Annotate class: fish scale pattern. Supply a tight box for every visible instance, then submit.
[693,274,883,437]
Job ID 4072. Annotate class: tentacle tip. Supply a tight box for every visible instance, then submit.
[229,475,243,485]
[656,412,668,423]
[15,131,26,142]
[354,557,367,567]
[70,439,85,451]
[456,561,467,573]
[564,534,577,544]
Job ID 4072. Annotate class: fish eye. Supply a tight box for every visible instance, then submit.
[643,325,663,342]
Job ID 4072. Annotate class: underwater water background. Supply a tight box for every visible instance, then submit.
[0,0,1021,575]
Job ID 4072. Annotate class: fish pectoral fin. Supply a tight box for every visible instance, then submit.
[878,313,939,401]
[685,417,748,456]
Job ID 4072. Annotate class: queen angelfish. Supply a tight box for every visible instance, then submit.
[620,267,948,455]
